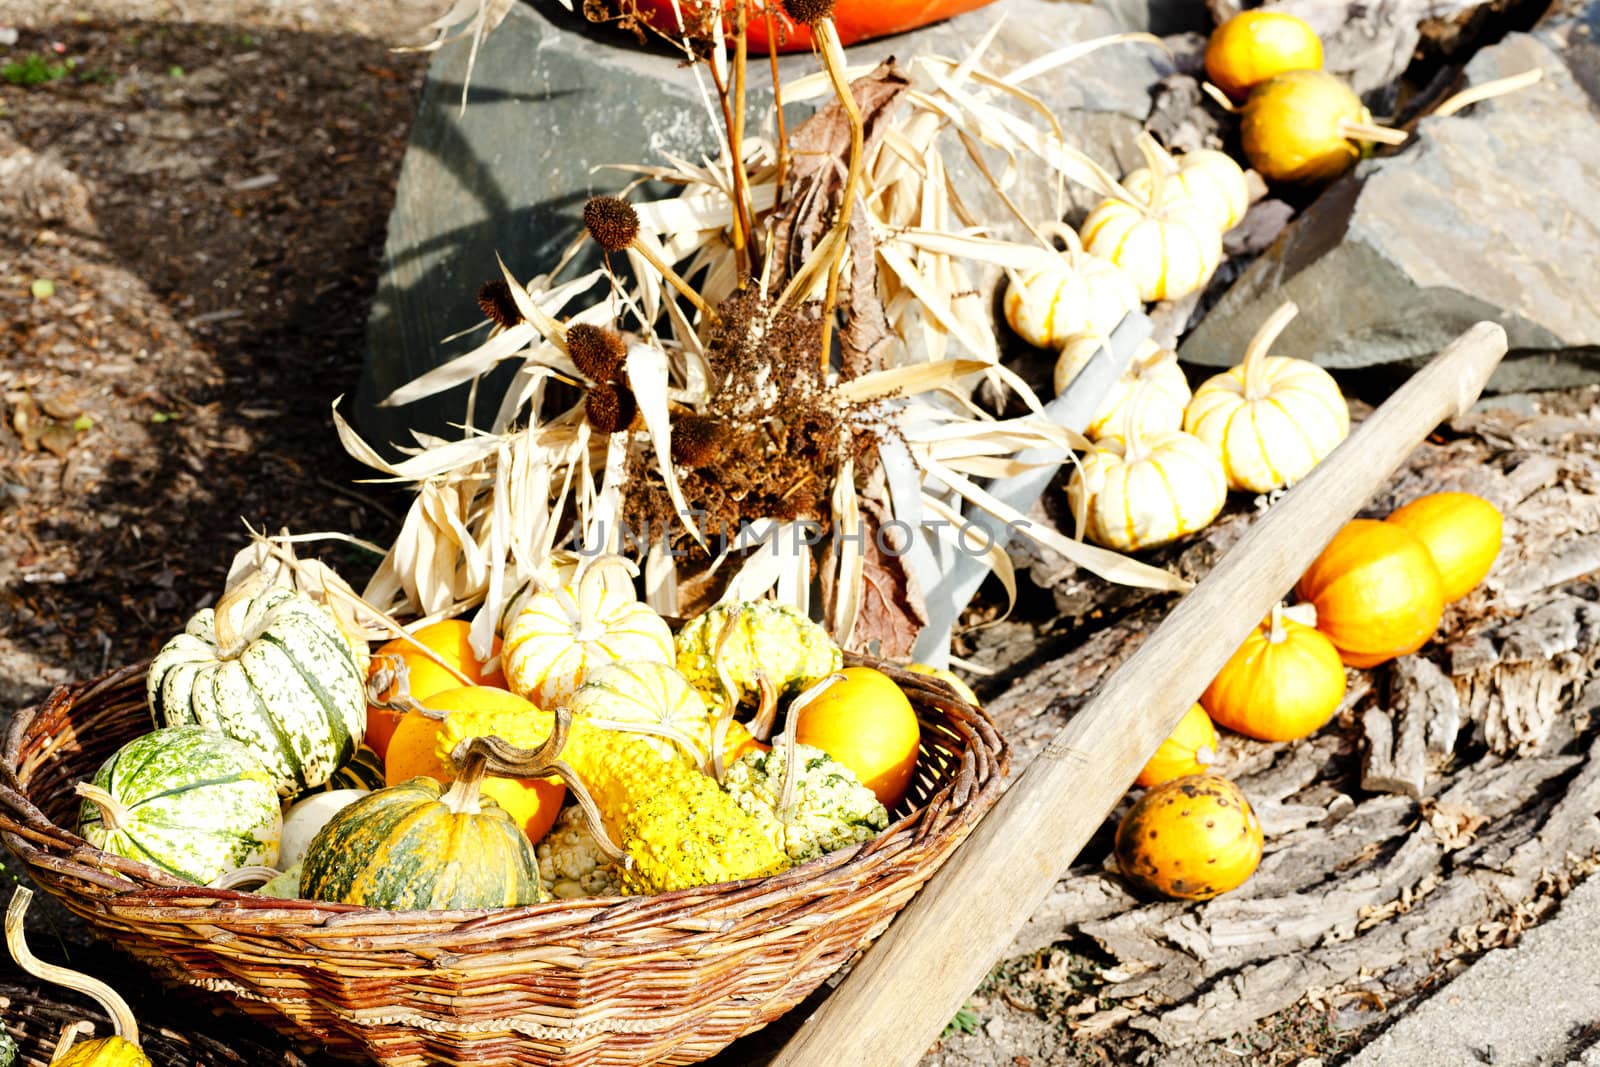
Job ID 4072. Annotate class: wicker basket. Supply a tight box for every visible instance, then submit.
[0,657,1007,1067]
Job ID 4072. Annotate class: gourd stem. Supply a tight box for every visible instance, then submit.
[1196,745,1216,767]
[750,674,781,743]
[1268,602,1287,645]
[812,15,864,372]
[1241,301,1299,399]
[1282,601,1319,628]
[1038,220,1085,258]
[1199,81,1240,113]
[207,866,282,891]
[212,573,269,659]
[1119,371,1159,460]
[776,673,847,814]
[6,888,141,1047]
[1338,119,1409,147]
[1134,132,1176,213]
[51,1022,92,1064]
[440,750,490,815]
[73,783,130,834]
[712,604,746,721]
[1432,68,1541,119]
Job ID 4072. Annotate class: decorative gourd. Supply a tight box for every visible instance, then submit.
[6,888,153,1067]
[1080,136,1224,303]
[495,552,583,636]
[1054,335,1191,441]
[1065,392,1227,551]
[146,580,367,795]
[300,737,544,910]
[385,686,566,845]
[794,667,920,809]
[1241,69,1405,184]
[1205,9,1323,101]
[1184,302,1349,493]
[1136,704,1219,787]
[1115,775,1263,900]
[566,662,714,767]
[76,726,281,884]
[1296,519,1445,668]
[1119,142,1250,232]
[675,599,842,738]
[1386,492,1503,602]
[905,663,980,707]
[326,745,386,791]
[1202,604,1347,741]
[503,558,674,708]
[366,618,504,759]
[280,789,369,870]
[1002,229,1141,350]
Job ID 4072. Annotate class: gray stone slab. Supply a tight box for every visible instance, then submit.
[1179,26,1600,392]
[356,0,1174,452]
[1345,875,1600,1067]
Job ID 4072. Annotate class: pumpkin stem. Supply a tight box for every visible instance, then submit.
[1282,601,1319,629]
[1118,371,1161,459]
[1133,132,1170,213]
[1199,80,1241,114]
[1338,119,1409,147]
[712,604,746,718]
[211,572,270,659]
[1196,745,1216,768]
[1039,220,1086,258]
[1432,67,1541,119]
[6,888,141,1048]
[1241,301,1299,400]
[750,674,781,743]
[775,673,847,816]
[51,1021,92,1064]
[73,783,131,835]
[1268,603,1287,644]
[207,866,282,891]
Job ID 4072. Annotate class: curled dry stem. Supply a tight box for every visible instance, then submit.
[7,887,141,1047]
[811,15,864,371]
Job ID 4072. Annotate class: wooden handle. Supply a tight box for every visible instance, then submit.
[771,321,1507,1067]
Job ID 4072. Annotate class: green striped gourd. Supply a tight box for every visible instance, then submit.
[76,726,281,884]
[147,580,367,795]
[298,754,542,910]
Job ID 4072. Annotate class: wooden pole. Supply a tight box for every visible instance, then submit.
[771,321,1508,1067]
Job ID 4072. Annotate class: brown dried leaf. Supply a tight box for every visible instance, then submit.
[844,497,929,659]
[39,423,76,459]
[841,205,895,379]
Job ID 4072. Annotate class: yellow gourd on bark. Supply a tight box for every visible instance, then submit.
[1055,335,1192,441]
[1116,775,1262,900]
[1184,302,1349,493]
[1136,704,1219,787]
[1066,389,1227,551]
[1385,492,1503,602]
[1202,604,1347,742]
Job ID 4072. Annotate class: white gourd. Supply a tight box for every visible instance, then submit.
[1054,335,1192,440]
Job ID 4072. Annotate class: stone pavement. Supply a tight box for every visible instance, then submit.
[1344,875,1600,1067]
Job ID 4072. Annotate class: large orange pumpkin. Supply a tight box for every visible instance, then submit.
[384,686,564,845]
[366,619,504,759]
[1136,704,1219,787]
[632,0,999,54]
[1385,492,1503,603]
[1202,606,1347,742]
[1115,775,1263,900]
[794,667,920,810]
[1296,519,1444,669]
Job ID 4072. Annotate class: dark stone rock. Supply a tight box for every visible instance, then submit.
[1180,29,1600,392]
[356,0,1178,451]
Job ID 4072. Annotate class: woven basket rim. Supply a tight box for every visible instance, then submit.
[0,654,1009,926]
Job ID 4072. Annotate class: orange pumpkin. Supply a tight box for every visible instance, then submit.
[633,0,999,54]
[1386,492,1503,603]
[794,667,921,810]
[367,619,504,759]
[1296,519,1445,669]
[1202,605,1347,741]
[384,686,564,844]
[1136,705,1219,787]
[1115,775,1263,900]
[1205,9,1324,101]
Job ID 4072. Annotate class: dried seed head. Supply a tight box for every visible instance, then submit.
[670,414,730,468]
[583,196,640,253]
[566,324,629,382]
[477,280,521,328]
[585,383,638,435]
[781,0,836,24]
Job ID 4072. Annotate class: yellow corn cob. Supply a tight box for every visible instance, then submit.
[564,720,787,894]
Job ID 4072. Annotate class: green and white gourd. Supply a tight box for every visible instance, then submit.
[76,725,282,885]
[147,581,367,795]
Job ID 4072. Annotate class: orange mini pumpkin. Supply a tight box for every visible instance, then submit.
[1296,519,1445,669]
[1115,775,1263,900]
[366,619,504,759]
[794,667,921,810]
[1202,605,1346,741]
[1386,492,1503,603]
[1136,704,1219,787]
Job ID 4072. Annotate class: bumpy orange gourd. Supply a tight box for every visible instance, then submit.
[1202,605,1347,741]
[367,619,505,759]
[1386,492,1503,602]
[1115,775,1263,900]
[795,667,921,810]
[1205,9,1323,101]
[1136,705,1219,787]
[1296,519,1444,668]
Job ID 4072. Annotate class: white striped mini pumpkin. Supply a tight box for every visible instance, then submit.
[1003,248,1142,351]
[1054,335,1192,440]
[147,581,367,796]
[1184,301,1349,493]
[566,661,712,768]
[1121,146,1250,233]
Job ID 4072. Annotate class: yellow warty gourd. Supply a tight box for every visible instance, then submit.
[1002,229,1141,350]
[1054,335,1192,441]
[1080,135,1225,303]
[1120,144,1250,233]
[1067,391,1227,551]
[1184,301,1349,493]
